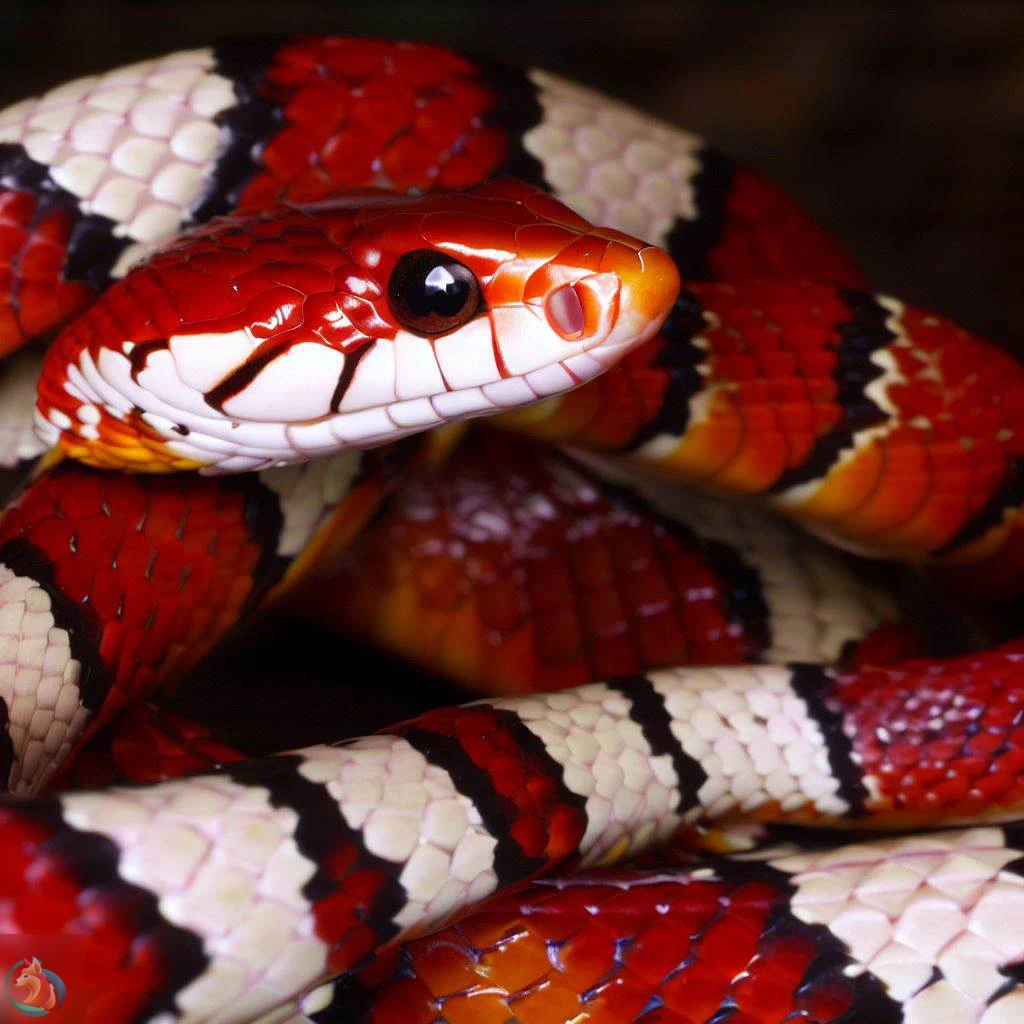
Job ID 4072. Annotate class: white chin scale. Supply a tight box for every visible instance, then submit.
[41,299,661,473]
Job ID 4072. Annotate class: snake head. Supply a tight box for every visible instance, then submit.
[34,179,679,473]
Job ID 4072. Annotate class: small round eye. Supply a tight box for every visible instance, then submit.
[388,250,483,335]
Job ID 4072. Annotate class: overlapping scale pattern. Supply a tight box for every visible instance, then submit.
[522,68,867,288]
[305,432,910,694]
[0,445,407,794]
[337,869,881,1024]
[832,644,1024,822]
[235,37,511,206]
[60,704,244,789]
[0,187,93,351]
[497,280,1024,559]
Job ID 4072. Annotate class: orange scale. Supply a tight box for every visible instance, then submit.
[833,462,932,541]
[470,933,553,996]
[506,978,591,1024]
[440,991,520,1024]
[514,223,587,263]
[651,393,747,485]
[781,438,886,523]
[404,937,484,999]
[713,424,790,493]
[518,190,590,233]
[891,489,974,553]
[587,972,660,1022]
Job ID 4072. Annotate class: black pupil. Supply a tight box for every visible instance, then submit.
[389,250,481,335]
[410,263,472,317]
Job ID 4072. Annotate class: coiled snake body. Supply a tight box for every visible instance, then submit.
[0,35,1021,1024]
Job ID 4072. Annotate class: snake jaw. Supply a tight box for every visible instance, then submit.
[35,181,679,474]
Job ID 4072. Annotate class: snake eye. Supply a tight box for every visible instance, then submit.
[388,249,483,335]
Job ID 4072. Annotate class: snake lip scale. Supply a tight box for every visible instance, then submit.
[0,32,1020,1024]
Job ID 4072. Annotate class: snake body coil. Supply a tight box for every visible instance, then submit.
[0,34,1019,1024]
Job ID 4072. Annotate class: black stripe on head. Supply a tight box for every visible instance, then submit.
[624,286,709,452]
[222,753,407,950]
[664,146,734,282]
[789,663,869,815]
[769,289,895,495]
[606,675,708,814]
[0,143,131,293]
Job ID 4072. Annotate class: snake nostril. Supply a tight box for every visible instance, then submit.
[546,283,586,340]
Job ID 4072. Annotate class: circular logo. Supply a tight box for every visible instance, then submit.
[5,957,65,1016]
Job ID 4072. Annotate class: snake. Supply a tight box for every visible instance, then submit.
[0,33,1021,1024]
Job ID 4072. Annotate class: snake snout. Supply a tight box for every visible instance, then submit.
[544,240,679,349]
[602,241,681,348]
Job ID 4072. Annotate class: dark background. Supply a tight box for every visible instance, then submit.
[3,2,1021,749]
